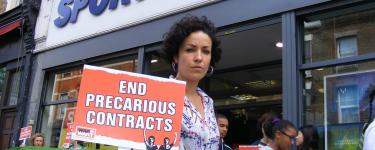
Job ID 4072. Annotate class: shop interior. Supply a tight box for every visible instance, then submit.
[149,19,283,147]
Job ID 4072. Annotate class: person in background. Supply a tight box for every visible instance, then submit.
[297,125,319,150]
[295,131,304,147]
[162,15,222,149]
[251,112,278,149]
[363,87,375,150]
[263,118,298,150]
[30,133,44,147]
[216,113,232,150]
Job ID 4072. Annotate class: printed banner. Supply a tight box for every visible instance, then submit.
[71,65,186,150]
[19,126,32,140]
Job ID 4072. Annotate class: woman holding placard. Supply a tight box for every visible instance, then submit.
[163,15,222,149]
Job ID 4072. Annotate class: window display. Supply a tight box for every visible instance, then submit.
[41,55,137,149]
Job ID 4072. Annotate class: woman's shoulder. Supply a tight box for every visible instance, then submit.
[196,88,213,103]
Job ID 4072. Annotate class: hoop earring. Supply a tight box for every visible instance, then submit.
[206,66,214,77]
[172,62,177,72]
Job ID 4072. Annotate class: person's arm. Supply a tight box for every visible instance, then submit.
[172,132,178,146]
[144,128,149,146]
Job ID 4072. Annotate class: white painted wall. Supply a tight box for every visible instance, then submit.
[34,0,217,52]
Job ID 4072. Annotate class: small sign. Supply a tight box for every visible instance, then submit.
[239,145,260,150]
[19,126,32,140]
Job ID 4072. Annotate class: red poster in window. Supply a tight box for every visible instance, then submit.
[71,65,186,150]
[58,107,76,148]
[19,126,32,140]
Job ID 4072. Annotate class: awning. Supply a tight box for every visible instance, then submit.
[0,19,22,37]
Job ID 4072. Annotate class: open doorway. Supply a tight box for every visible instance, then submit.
[145,17,282,149]
[206,19,282,148]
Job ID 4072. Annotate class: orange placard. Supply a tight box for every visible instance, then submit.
[19,126,32,140]
[71,65,186,150]
[239,145,260,150]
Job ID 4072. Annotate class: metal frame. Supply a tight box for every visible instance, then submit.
[282,11,300,127]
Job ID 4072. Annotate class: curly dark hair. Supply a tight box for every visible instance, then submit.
[162,15,221,68]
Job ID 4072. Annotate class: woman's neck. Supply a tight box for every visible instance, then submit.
[185,81,199,97]
[268,141,278,150]
[261,137,271,145]
[175,75,199,96]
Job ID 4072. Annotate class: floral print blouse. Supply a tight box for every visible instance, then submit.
[179,88,220,150]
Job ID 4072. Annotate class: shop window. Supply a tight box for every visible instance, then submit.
[42,55,137,149]
[40,103,76,147]
[50,70,82,103]
[336,36,357,58]
[304,34,313,63]
[335,36,358,73]
[0,68,21,106]
[5,71,20,106]
[303,9,375,63]
[146,50,171,78]
[302,60,375,149]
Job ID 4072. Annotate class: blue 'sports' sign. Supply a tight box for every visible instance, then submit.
[54,0,134,28]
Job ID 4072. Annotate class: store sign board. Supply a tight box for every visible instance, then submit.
[46,0,216,48]
[19,126,32,140]
[71,65,185,150]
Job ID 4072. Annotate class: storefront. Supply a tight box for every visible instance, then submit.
[0,0,40,149]
[26,0,375,149]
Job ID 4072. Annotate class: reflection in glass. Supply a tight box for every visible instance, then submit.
[6,71,20,106]
[208,65,282,107]
[303,61,375,149]
[148,51,171,78]
[41,103,76,147]
[48,56,138,102]
[42,55,138,148]
[303,9,375,63]
[51,69,82,102]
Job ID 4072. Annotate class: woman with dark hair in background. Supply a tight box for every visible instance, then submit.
[263,118,298,150]
[251,112,278,149]
[163,15,222,149]
[298,125,319,150]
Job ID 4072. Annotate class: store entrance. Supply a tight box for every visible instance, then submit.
[146,17,282,149]
[206,19,282,147]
